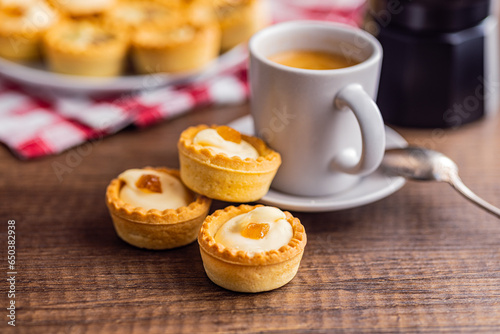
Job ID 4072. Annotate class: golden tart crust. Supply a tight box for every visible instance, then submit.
[198,204,307,293]
[177,124,281,202]
[106,167,211,250]
[43,18,128,77]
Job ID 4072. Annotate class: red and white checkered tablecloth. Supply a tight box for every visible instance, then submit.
[0,0,365,159]
[0,64,249,159]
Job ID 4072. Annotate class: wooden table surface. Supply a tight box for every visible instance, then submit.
[1,104,500,333]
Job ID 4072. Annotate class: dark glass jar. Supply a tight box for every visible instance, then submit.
[366,0,498,128]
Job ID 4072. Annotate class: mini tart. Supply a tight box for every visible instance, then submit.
[106,167,212,250]
[198,204,307,293]
[0,2,59,61]
[43,18,128,77]
[48,0,116,16]
[131,19,220,74]
[213,0,270,51]
[178,124,281,202]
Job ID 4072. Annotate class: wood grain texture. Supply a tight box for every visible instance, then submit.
[1,104,500,333]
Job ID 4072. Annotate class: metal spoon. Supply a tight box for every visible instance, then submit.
[382,146,500,218]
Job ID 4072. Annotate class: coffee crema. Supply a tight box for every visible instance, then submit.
[268,50,358,70]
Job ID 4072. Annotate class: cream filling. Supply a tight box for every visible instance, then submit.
[23,2,57,30]
[113,5,149,24]
[62,23,114,49]
[193,128,259,159]
[119,169,192,211]
[214,207,293,255]
[113,4,171,25]
[137,25,196,45]
[167,26,196,43]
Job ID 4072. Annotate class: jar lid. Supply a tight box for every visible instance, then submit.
[368,0,490,32]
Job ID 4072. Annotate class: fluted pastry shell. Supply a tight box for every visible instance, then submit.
[198,204,307,293]
[106,167,212,250]
[178,124,281,202]
[43,18,128,76]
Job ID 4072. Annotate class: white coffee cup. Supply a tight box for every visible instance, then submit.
[249,20,386,197]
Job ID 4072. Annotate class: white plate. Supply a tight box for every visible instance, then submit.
[228,115,407,212]
[0,45,247,95]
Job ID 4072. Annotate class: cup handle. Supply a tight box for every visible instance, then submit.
[332,83,386,176]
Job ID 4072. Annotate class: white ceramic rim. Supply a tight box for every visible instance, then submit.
[249,20,383,76]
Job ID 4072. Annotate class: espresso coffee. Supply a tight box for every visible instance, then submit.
[268,50,358,70]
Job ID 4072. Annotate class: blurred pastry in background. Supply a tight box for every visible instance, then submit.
[0,1,58,61]
[106,0,183,30]
[213,0,269,51]
[131,18,220,73]
[0,0,37,10]
[184,0,218,25]
[0,0,266,75]
[43,18,128,76]
[48,0,116,17]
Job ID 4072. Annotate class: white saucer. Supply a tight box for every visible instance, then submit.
[0,45,246,95]
[228,115,407,212]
